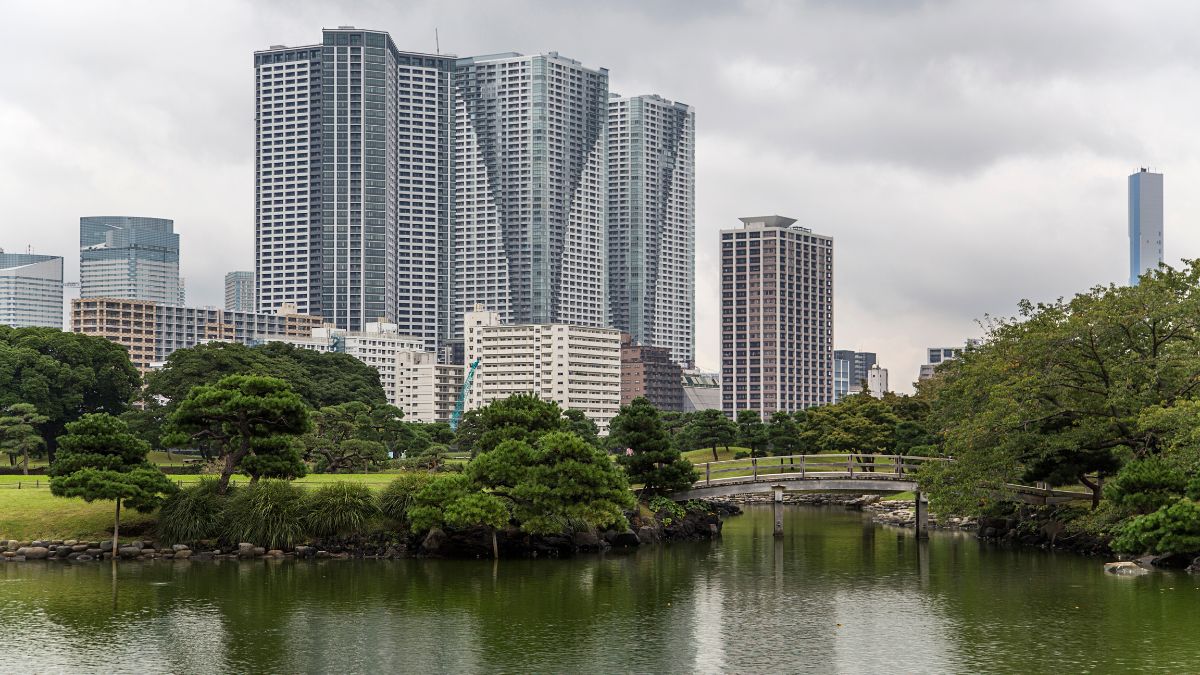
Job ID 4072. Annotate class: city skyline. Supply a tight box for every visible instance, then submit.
[5,2,1196,392]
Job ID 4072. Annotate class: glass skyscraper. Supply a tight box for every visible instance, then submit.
[79,216,182,304]
[1128,168,1163,286]
[454,52,610,333]
[255,28,454,345]
[607,94,695,367]
[0,252,63,328]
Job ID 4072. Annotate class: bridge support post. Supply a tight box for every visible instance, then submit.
[915,491,929,540]
[773,485,785,538]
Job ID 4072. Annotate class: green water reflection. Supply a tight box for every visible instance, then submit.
[3,506,1198,673]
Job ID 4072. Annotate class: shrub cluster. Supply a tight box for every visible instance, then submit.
[155,474,436,548]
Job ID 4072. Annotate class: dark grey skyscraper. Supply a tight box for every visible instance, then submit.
[607,94,695,367]
[255,28,455,346]
[80,216,182,304]
[833,349,877,390]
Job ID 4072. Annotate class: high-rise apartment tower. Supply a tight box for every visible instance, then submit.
[721,216,833,417]
[255,28,455,347]
[607,94,695,367]
[454,52,610,334]
[225,271,254,312]
[0,252,63,329]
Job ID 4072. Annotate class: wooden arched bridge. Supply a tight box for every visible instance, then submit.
[672,453,1089,538]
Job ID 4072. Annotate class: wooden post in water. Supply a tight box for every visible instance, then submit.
[773,485,785,538]
[915,491,929,540]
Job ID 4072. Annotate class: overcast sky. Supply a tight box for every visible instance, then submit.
[1,0,1196,391]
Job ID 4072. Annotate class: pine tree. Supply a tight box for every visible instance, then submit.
[611,398,698,495]
[49,413,177,558]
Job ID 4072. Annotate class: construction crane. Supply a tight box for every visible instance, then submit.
[450,357,481,431]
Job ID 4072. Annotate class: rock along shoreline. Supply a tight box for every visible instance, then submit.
[0,501,741,563]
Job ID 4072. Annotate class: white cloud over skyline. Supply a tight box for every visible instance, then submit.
[2,0,1197,391]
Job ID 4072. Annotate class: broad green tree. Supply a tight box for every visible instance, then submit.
[145,341,386,410]
[610,397,697,495]
[563,409,600,447]
[922,262,1200,513]
[167,375,310,493]
[304,401,391,472]
[686,409,738,462]
[0,403,47,474]
[469,431,636,534]
[407,472,510,557]
[469,394,569,455]
[49,413,176,556]
[767,411,803,456]
[736,410,769,457]
[0,327,140,462]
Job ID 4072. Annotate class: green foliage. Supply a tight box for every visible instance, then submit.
[800,393,899,455]
[222,479,308,549]
[684,500,711,515]
[407,472,509,533]
[686,409,737,462]
[1104,456,1190,515]
[562,409,600,447]
[378,473,437,525]
[304,482,380,538]
[0,403,47,473]
[1111,498,1200,555]
[167,374,310,493]
[144,341,386,411]
[398,443,452,471]
[0,326,140,461]
[49,413,176,513]
[733,451,750,460]
[647,495,685,522]
[923,263,1200,510]
[471,394,570,455]
[157,478,230,545]
[470,432,635,534]
[767,411,802,456]
[303,402,392,472]
[736,410,769,457]
[611,397,697,495]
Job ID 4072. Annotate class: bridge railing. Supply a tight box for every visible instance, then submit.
[694,453,949,487]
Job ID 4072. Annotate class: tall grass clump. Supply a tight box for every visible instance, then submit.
[156,478,230,546]
[378,472,437,526]
[222,479,307,549]
[305,481,379,538]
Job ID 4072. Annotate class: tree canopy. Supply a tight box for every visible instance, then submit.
[49,413,177,553]
[0,403,47,474]
[0,327,140,461]
[166,374,311,493]
[144,341,386,410]
[610,397,697,494]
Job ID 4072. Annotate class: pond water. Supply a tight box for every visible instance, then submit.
[2,505,1198,673]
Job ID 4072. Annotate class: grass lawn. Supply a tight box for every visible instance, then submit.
[0,489,156,542]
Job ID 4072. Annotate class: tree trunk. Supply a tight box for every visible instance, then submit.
[1079,474,1101,510]
[112,499,121,564]
[491,529,499,560]
[711,445,718,462]
[22,449,29,476]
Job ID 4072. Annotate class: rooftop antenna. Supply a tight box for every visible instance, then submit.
[435,28,440,54]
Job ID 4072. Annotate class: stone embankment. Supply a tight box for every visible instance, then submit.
[1,501,740,563]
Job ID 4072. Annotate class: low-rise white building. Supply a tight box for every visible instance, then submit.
[464,308,622,433]
[866,365,889,398]
[264,322,461,422]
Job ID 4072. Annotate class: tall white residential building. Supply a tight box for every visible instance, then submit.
[255,28,455,347]
[1129,168,1163,286]
[865,365,889,398]
[454,53,610,336]
[721,216,834,417]
[607,94,695,367]
[80,217,183,304]
[464,307,621,433]
[225,271,254,312]
[0,253,63,329]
